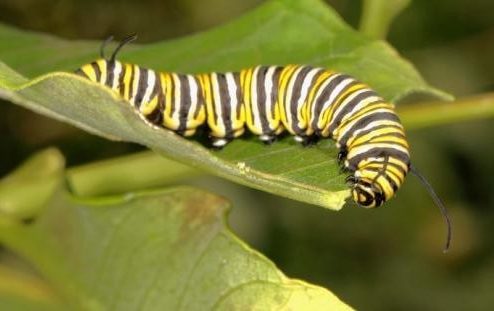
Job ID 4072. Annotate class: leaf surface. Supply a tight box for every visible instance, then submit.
[0,186,354,310]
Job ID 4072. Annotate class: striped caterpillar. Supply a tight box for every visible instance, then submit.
[76,35,452,250]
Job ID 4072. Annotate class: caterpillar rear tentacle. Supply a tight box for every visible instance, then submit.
[75,35,452,251]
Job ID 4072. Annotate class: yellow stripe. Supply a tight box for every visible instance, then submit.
[199,73,216,129]
[131,64,140,103]
[242,68,254,130]
[386,165,406,183]
[278,65,298,130]
[123,64,133,100]
[163,73,174,127]
[210,73,223,135]
[376,176,394,199]
[140,95,159,116]
[388,156,409,172]
[96,59,107,84]
[81,64,96,81]
[348,125,402,147]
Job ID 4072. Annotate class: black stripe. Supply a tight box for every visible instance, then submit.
[134,67,148,108]
[217,73,233,138]
[234,72,242,119]
[74,68,88,78]
[128,65,135,101]
[91,62,101,83]
[169,74,177,119]
[177,75,191,134]
[289,66,313,133]
[193,76,204,119]
[144,71,163,125]
[256,66,270,133]
[155,75,166,126]
[271,67,283,125]
[105,60,115,87]
[118,65,126,97]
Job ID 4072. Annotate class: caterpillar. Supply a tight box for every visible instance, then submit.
[75,35,452,251]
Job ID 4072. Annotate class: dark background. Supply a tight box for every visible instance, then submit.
[1,0,493,310]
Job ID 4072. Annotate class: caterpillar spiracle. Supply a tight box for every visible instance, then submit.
[75,35,452,251]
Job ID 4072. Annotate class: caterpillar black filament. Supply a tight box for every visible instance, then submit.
[76,35,452,251]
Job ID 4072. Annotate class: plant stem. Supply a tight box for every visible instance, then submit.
[398,92,494,130]
[66,151,198,197]
[359,0,411,39]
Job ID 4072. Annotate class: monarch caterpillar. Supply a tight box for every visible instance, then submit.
[76,35,452,251]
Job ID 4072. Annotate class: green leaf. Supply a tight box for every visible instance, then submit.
[0,187,354,310]
[0,0,452,210]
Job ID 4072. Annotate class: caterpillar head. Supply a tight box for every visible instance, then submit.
[347,156,409,208]
[350,177,385,208]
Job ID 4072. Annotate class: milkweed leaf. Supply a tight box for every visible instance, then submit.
[0,0,452,210]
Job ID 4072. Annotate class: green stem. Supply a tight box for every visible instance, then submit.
[359,0,411,39]
[65,93,494,197]
[66,151,198,197]
[398,92,494,130]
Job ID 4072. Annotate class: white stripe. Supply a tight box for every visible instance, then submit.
[112,62,122,89]
[140,70,156,108]
[226,73,239,127]
[264,66,276,126]
[251,66,261,129]
[172,74,181,124]
[297,68,320,128]
[187,75,199,127]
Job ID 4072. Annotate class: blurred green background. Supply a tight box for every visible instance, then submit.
[1,0,493,310]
